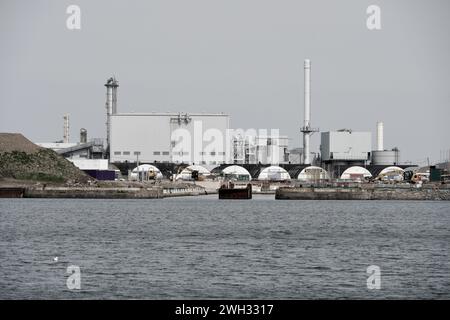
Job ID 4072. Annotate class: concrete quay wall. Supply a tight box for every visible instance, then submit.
[275,186,450,201]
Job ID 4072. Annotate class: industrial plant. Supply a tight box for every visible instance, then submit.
[33,60,448,188]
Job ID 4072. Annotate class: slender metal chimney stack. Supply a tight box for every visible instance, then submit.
[105,77,119,153]
[300,59,317,164]
[377,121,384,151]
[63,114,69,143]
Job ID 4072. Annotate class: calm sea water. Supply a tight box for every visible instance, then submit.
[0,196,449,299]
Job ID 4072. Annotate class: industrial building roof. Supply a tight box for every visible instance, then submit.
[112,112,229,117]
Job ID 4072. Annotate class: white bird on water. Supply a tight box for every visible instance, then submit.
[53,257,58,262]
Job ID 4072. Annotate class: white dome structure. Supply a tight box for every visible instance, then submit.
[222,165,252,181]
[378,166,405,181]
[130,164,163,180]
[176,165,210,181]
[258,166,291,181]
[297,166,330,181]
[340,166,372,180]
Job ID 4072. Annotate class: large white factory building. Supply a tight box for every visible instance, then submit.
[320,130,372,162]
[110,112,230,165]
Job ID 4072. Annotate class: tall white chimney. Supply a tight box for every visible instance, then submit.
[377,121,384,151]
[304,59,311,130]
[301,59,317,164]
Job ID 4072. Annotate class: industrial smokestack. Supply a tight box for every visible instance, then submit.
[63,114,69,143]
[80,128,87,144]
[304,59,311,130]
[105,77,119,153]
[301,59,317,164]
[377,121,384,151]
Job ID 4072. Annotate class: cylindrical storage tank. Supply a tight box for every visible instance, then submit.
[80,128,87,144]
[372,150,400,165]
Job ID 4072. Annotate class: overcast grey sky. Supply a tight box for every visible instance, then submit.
[1,0,449,165]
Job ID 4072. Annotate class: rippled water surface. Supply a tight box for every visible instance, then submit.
[1,196,449,299]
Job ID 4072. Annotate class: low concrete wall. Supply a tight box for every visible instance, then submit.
[24,187,164,199]
[276,186,450,200]
[187,181,219,194]
[163,186,206,197]
[22,185,207,199]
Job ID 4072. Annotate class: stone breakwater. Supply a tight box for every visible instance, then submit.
[275,185,450,201]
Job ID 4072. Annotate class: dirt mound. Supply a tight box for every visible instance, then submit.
[0,133,90,184]
[0,133,42,153]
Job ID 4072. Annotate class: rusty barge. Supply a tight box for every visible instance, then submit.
[218,182,252,199]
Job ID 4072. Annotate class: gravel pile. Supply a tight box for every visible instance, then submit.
[0,133,90,184]
[0,133,42,153]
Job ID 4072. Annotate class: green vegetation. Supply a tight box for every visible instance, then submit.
[0,148,89,184]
